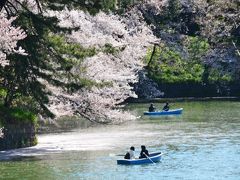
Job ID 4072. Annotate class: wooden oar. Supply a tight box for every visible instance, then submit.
[143,152,155,164]
[109,153,125,157]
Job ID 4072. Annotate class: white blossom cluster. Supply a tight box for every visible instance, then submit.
[0,14,26,67]
[46,7,159,122]
[141,0,168,14]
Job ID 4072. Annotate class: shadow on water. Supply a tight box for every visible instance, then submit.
[0,147,63,161]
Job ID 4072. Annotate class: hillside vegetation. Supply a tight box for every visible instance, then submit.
[143,0,240,97]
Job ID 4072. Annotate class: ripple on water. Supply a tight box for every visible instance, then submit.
[1,101,240,179]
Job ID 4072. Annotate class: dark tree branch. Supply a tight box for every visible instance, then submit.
[6,1,18,13]
[0,0,8,12]
[147,40,162,68]
[232,40,240,57]
[1,0,43,14]
[4,3,13,15]
[14,0,33,12]
[3,5,10,17]
[147,44,157,68]
[35,0,42,13]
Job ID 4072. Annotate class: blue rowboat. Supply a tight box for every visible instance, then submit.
[117,152,162,165]
[144,108,183,116]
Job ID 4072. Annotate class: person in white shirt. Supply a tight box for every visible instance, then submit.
[124,146,135,159]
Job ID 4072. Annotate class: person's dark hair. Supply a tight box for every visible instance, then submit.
[130,146,135,151]
[141,145,146,150]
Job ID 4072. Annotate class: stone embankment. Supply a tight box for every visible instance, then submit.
[0,121,37,151]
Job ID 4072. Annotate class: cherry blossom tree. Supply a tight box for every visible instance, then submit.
[45,7,160,123]
[0,15,26,67]
[0,0,238,124]
[1,0,163,123]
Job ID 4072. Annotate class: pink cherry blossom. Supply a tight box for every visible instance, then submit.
[0,14,27,67]
[45,7,160,123]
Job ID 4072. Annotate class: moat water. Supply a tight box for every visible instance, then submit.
[1,101,240,180]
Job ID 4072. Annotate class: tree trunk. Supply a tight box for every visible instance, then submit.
[4,90,14,108]
[147,44,157,68]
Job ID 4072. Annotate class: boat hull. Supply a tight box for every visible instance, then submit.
[117,152,162,165]
[144,108,183,116]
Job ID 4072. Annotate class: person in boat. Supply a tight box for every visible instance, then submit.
[162,102,170,111]
[124,146,135,159]
[149,103,156,112]
[139,145,149,159]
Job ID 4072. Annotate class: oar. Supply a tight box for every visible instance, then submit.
[115,154,125,156]
[143,152,155,164]
[109,153,125,157]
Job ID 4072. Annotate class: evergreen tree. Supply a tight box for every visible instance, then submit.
[0,1,96,118]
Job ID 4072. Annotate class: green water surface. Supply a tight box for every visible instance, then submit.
[0,101,240,180]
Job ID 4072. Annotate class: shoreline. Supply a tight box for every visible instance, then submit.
[127,96,240,103]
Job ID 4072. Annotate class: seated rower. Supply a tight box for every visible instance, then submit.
[162,102,170,111]
[149,103,156,112]
[124,146,135,159]
[139,145,149,159]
